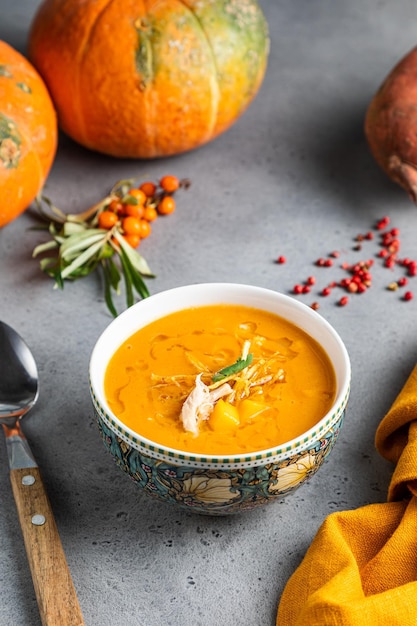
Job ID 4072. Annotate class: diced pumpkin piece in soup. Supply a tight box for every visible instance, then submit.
[209,399,240,433]
[238,398,268,422]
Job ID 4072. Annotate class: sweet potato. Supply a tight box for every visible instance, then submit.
[365,47,417,204]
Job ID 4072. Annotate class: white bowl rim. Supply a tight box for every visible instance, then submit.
[89,282,351,463]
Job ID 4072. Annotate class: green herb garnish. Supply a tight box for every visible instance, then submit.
[212,353,253,383]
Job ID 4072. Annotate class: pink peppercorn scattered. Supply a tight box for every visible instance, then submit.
[276,255,286,264]
[408,261,417,277]
[376,216,390,230]
[279,215,414,310]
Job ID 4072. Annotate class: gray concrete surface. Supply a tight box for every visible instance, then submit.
[1,1,417,624]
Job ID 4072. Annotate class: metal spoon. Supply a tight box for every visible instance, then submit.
[0,321,84,626]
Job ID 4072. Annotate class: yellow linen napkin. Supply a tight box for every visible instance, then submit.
[277,364,417,626]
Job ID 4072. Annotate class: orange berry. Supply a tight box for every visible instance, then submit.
[127,188,146,204]
[158,195,176,215]
[138,219,151,239]
[123,234,140,248]
[124,203,145,218]
[98,210,118,229]
[107,199,124,214]
[122,216,141,235]
[160,175,179,193]
[139,181,157,197]
[144,205,158,222]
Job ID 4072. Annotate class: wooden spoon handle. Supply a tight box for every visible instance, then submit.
[10,467,85,626]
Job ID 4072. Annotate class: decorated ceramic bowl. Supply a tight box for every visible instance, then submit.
[89,283,350,515]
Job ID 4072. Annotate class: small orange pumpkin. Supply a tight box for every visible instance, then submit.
[0,41,57,228]
[28,0,269,159]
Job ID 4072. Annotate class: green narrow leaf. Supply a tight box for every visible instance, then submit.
[101,260,118,318]
[39,257,59,271]
[97,242,114,261]
[119,246,149,299]
[68,262,99,278]
[121,194,139,205]
[131,269,149,299]
[54,272,64,289]
[119,251,134,308]
[60,239,104,279]
[33,240,59,257]
[62,221,88,236]
[112,230,153,276]
[212,354,254,383]
[60,230,107,260]
[43,265,64,289]
[106,256,121,291]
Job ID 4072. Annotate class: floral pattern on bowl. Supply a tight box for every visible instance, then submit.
[95,399,346,515]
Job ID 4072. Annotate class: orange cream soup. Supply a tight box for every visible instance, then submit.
[104,305,336,455]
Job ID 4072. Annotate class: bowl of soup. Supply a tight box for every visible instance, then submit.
[89,283,350,515]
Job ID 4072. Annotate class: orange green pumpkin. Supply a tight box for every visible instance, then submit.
[0,41,57,228]
[28,0,269,159]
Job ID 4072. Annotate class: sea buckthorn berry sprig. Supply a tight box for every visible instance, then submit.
[33,174,190,316]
